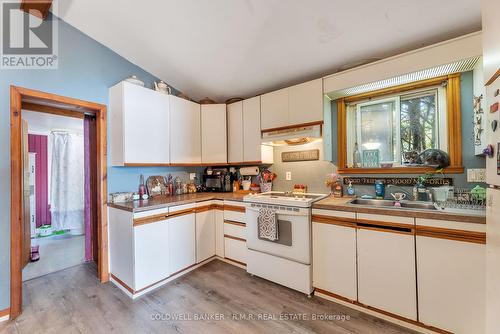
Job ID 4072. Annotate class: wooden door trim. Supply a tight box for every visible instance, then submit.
[21,102,85,119]
[10,86,108,319]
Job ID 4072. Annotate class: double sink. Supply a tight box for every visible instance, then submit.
[349,198,439,211]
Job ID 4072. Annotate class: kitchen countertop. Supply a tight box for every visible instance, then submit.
[313,196,486,224]
[107,192,247,213]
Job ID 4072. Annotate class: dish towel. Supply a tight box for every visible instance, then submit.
[258,208,279,241]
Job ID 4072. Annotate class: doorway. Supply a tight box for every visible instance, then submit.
[21,111,87,281]
[10,86,108,319]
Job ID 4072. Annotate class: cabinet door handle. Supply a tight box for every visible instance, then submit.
[357,222,413,235]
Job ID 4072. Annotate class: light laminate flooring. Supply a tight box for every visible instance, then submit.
[1,260,418,334]
[22,234,85,281]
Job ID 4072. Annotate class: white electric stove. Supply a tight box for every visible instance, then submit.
[243,191,328,295]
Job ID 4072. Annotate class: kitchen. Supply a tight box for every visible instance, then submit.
[1,1,499,334]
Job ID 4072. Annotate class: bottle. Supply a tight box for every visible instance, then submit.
[138,174,146,198]
[333,181,343,197]
[347,181,355,196]
[353,143,362,168]
[374,180,385,199]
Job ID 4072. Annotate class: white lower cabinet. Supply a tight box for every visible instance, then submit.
[357,227,417,320]
[224,237,247,264]
[134,220,170,290]
[168,213,196,274]
[196,209,216,263]
[416,222,486,333]
[312,222,357,301]
[215,209,224,257]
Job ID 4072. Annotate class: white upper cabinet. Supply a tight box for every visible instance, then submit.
[242,96,261,162]
[260,80,323,130]
[289,79,323,125]
[242,96,274,164]
[227,101,244,163]
[229,98,274,164]
[109,81,170,166]
[261,87,289,130]
[201,104,227,164]
[170,95,201,164]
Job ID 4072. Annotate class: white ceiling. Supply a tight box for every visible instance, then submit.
[58,0,481,102]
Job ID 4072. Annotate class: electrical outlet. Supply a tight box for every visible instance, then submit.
[476,169,486,182]
[189,173,197,180]
[467,168,486,182]
[286,171,292,181]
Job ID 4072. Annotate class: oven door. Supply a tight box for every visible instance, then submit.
[245,204,311,264]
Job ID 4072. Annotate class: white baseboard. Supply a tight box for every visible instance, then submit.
[0,314,9,323]
[111,256,219,299]
[314,291,434,334]
[216,256,246,269]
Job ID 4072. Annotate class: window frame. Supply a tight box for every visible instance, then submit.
[336,73,463,174]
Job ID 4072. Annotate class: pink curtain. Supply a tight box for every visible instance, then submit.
[28,134,50,228]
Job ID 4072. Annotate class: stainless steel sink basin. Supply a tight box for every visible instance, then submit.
[349,198,438,210]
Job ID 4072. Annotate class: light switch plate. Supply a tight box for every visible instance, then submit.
[286,171,292,181]
[189,173,196,180]
[467,168,486,182]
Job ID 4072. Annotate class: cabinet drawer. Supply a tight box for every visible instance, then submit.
[312,209,356,221]
[223,201,246,223]
[224,221,246,240]
[224,237,246,265]
[357,213,414,225]
[416,218,485,233]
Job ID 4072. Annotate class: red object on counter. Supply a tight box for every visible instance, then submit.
[490,102,499,113]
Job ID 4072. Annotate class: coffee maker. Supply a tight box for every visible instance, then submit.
[202,168,234,192]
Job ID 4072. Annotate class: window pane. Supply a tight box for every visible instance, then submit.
[400,90,437,161]
[359,101,395,163]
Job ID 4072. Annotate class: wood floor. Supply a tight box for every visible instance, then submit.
[1,260,418,334]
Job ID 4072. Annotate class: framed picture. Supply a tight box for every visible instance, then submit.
[362,149,380,168]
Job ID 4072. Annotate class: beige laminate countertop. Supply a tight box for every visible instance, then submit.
[312,196,486,224]
[107,192,246,213]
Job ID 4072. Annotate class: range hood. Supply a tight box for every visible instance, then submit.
[261,124,322,146]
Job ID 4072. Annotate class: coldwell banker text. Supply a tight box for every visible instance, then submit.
[1,0,58,69]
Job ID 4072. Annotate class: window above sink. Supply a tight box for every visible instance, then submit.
[347,85,447,168]
[335,73,464,174]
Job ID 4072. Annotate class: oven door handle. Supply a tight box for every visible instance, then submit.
[246,206,309,217]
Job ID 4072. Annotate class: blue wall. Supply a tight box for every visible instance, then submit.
[0,16,184,310]
[328,70,486,189]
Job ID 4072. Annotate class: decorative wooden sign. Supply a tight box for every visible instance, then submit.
[281,149,319,162]
[343,176,453,187]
